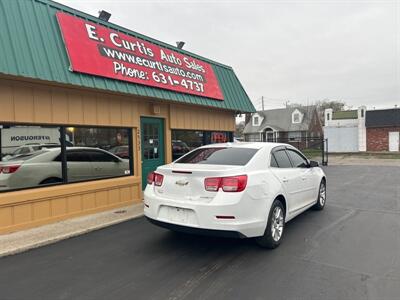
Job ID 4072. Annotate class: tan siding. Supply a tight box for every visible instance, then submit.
[13,204,32,225]
[0,83,14,122]
[0,207,13,227]
[14,86,34,122]
[96,96,111,126]
[109,98,122,125]
[33,201,51,220]
[67,91,84,125]
[0,78,235,234]
[33,87,52,123]
[82,94,98,124]
[82,193,96,210]
[51,90,69,124]
[121,99,133,126]
[170,105,235,131]
[52,198,67,217]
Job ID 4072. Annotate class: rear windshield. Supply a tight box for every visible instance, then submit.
[5,150,47,162]
[175,147,258,166]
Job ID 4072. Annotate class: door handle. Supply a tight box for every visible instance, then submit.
[282,178,289,183]
[301,176,306,181]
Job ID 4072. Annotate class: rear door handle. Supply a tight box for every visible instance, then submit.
[282,178,289,183]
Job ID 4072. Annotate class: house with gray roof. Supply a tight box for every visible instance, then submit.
[243,106,323,143]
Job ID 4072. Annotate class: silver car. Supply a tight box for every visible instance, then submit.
[0,147,130,191]
[2,143,61,161]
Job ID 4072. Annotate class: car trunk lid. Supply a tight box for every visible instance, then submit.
[152,163,245,202]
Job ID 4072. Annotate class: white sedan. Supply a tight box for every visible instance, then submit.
[144,142,326,249]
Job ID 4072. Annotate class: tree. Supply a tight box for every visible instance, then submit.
[235,121,245,138]
[316,99,347,112]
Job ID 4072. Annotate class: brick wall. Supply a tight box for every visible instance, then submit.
[367,127,400,151]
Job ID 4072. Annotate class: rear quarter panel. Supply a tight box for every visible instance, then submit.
[244,147,288,222]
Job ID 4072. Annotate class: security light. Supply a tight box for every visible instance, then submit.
[176,41,185,49]
[98,10,111,22]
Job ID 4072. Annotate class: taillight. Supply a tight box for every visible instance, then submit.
[147,171,164,186]
[204,175,247,192]
[0,165,21,174]
[147,172,154,185]
[154,173,164,186]
[204,177,222,192]
[221,175,247,192]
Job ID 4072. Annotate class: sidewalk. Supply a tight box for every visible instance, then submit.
[0,203,144,257]
[328,155,400,166]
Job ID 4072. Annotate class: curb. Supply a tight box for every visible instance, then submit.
[0,204,144,258]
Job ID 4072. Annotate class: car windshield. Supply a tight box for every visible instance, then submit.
[175,147,258,166]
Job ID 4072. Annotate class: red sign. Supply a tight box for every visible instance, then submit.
[56,12,224,100]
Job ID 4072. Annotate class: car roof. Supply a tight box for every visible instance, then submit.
[43,146,106,152]
[199,142,290,151]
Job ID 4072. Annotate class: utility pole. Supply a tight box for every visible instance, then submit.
[261,96,265,111]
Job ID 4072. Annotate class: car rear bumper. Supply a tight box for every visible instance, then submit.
[146,217,247,239]
[143,188,267,238]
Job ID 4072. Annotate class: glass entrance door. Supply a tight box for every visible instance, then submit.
[141,117,165,189]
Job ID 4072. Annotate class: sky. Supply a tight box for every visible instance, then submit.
[58,0,399,111]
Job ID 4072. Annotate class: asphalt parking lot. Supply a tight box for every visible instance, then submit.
[0,165,399,300]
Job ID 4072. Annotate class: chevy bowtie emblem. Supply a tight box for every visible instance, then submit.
[175,179,189,186]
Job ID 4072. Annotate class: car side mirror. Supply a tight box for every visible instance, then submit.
[309,160,319,168]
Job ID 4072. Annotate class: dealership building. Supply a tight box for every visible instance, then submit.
[0,0,254,233]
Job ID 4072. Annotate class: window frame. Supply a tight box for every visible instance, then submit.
[270,153,279,168]
[285,148,309,168]
[253,116,259,126]
[270,147,293,168]
[270,146,309,169]
[0,123,134,193]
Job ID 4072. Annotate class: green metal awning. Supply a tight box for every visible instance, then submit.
[0,0,255,113]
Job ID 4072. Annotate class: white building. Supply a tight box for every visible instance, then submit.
[323,106,366,152]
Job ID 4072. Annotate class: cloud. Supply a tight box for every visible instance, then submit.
[58,0,399,110]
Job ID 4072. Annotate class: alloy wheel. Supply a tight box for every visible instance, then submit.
[319,182,326,206]
[271,206,284,242]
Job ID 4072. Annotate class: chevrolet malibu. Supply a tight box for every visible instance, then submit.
[0,147,130,191]
[144,142,326,249]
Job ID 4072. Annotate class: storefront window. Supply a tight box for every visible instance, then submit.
[172,130,203,160]
[0,125,62,191]
[0,124,133,192]
[172,130,233,160]
[65,127,131,182]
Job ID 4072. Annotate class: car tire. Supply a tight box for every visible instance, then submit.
[312,179,326,211]
[40,178,62,185]
[255,199,285,249]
